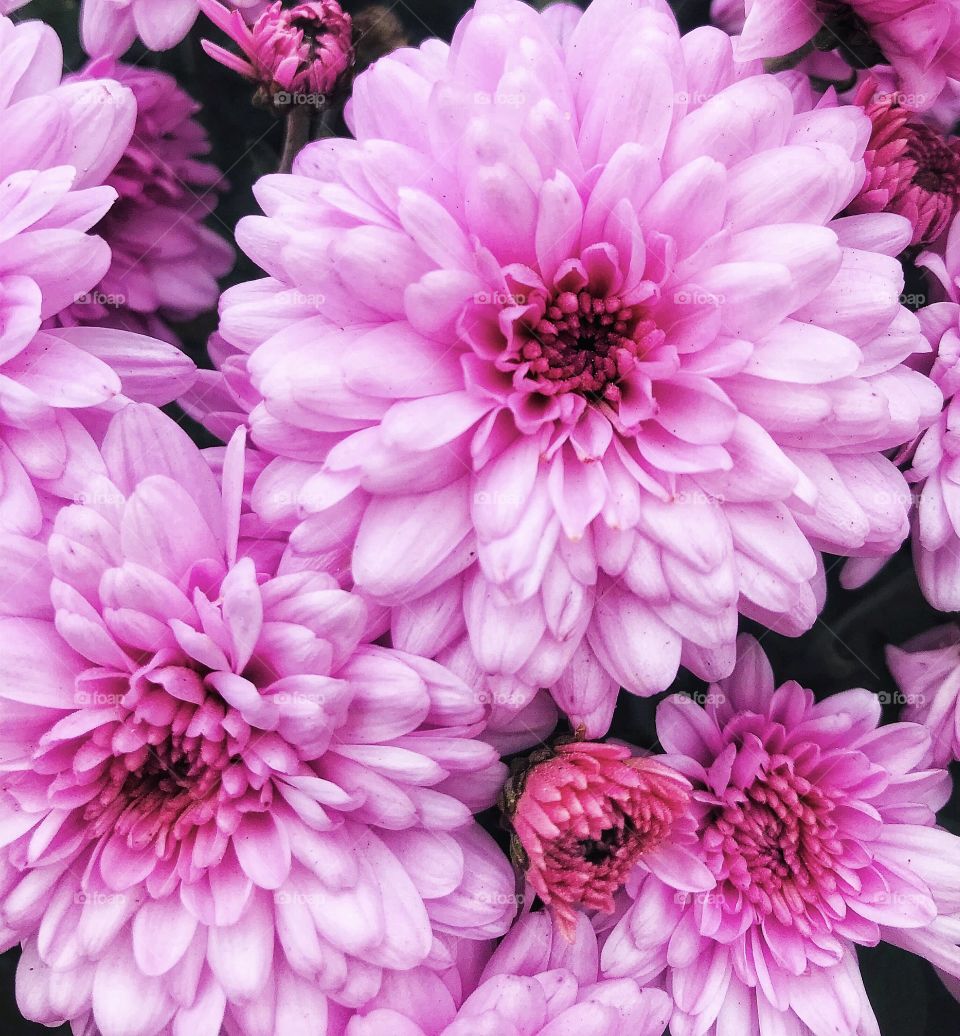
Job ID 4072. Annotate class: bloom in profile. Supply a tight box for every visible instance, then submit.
[603,635,960,1034]
[888,624,960,766]
[199,0,353,106]
[61,59,233,344]
[502,740,696,937]
[0,16,195,535]
[737,0,960,110]
[847,79,960,246]
[347,911,673,1036]
[81,0,264,57]
[213,0,938,734]
[0,403,518,1035]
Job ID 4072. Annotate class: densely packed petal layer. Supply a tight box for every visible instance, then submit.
[205,0,939,734]
[602,635,960,1035]
[0,404,519,1036]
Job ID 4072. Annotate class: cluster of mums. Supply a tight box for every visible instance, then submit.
[6,0,960,1033]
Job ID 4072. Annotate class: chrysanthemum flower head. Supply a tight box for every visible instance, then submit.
[602,634,960,1034]
[502,740,697,937]
[347,910,673,1036]
[210,0,940,736]
[847,78,960,246]
[0,16,196,536]
[0,403,518,1036]
[59,58,234,345]
[199,0,353,108]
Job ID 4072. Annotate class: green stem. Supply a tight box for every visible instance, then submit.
[278,105,312,174]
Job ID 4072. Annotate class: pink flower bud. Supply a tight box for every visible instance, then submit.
[504,740,692,937]
[847,78,960,247]
[199,0,353,106]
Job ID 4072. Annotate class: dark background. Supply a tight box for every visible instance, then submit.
[4,0,960,1032]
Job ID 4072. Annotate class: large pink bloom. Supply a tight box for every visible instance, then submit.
[0,403,519,1036]
[737,0,960,110]
[887,623,960,766]
[60,59,234,345]
[0,16,195,536]
[602,635,960,1035]
[347,911,673,1036]
[208,0,938,735]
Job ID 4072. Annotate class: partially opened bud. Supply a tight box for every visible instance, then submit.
[847,78,960,247]
[501,739,692,938]
[199,0,353,108]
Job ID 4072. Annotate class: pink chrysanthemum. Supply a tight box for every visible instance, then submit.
[602,634,960,1035]
[347,911,673,1036]
[58,59,234,345]
[199,0,353,106]
[737,0,960,110]
[207,0,939,735]
[0,16,195,536]
[80,0,265,57]
[503,741,695,937]
[847,79,960,246]
[888,623,960,766]
[0,403,520,1036]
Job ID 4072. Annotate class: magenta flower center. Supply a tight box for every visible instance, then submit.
[705,758,839,927]
[549,789,674,899]
[907,123,960,196]
[522,289,661,401]
[89,729,218,847]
